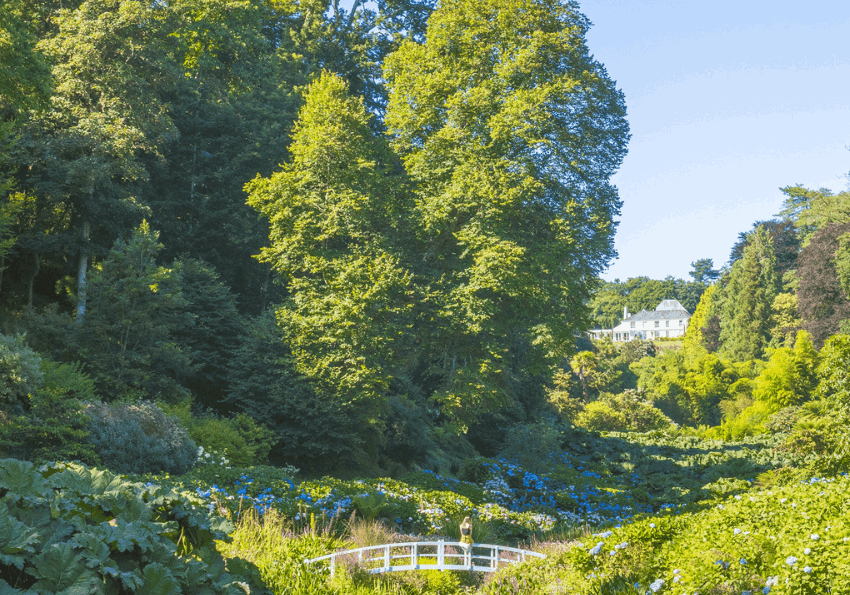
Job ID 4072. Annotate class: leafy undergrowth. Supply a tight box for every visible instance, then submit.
[2,429,836,595]
[0,458,265,595]
[161,429,809,547]
[488,474,850,594]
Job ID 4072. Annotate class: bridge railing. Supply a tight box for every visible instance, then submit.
[304,541,545,576]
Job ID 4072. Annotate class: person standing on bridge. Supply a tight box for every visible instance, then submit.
[460,516,473,567]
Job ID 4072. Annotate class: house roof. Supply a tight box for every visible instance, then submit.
[619,299,692,325]
[625,308,690,322]
[656,299,687,311]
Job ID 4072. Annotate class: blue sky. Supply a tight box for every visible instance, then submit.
[579,0,850,281]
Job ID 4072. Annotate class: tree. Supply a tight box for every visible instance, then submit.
[171,258,243,409]
[14,0,181,320]
[689,258,720,285]
[76,221,192,401]
[796,222,850,346]
[794,188,850,245]
[627,278,672,314]
[383,0,629,424]
[0,0,52,113]
[683,283,718,353]
[720,225,779,361]
[247,72,414,450]
[587,279,627,329]
[224,312,360,472]
[814,333,850,457]
[752,330,819,410]
[728,219,799,277]
[768,292,801,348]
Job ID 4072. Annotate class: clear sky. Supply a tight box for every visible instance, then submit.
[578,0,850,282]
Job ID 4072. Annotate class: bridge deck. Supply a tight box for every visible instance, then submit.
[304,541,545,576]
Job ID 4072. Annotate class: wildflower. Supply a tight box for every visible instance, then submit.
[803,566,812,573]
[734,528,742,535]
[803,548,811,555]
[810,533,819,541]
[648,578,664,592]
[740,558,747,565]
[786,556,797,566]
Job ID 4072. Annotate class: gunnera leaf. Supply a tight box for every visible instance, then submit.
[135,562,180,595]
[0,459,48,499]
[29,542,93,592]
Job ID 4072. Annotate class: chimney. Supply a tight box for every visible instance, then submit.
[624,306,629,319]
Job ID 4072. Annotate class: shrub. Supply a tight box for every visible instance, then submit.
[574,391,673,433]
[162,401,275,467]
[0,342,99,464]
[84,401,197,475]
[0,333,43,414]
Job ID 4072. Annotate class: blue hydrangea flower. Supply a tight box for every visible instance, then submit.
[803,566,812,573]
[786,556,797,566]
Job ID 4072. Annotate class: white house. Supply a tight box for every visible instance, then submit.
[587,299,691,342]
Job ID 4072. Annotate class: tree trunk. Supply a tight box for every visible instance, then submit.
[76,221,90,323]
[26,253,40,308]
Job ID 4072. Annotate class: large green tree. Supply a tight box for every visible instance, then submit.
[76,221,191,401]
[248,71,414,451]
[383,0,629,424]
[13,0,181,319]
[720,225,779,361]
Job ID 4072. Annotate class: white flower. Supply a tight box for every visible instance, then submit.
[810,533,819,541]
[804,548,811,555]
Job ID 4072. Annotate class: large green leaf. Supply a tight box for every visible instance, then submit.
[29,542,93,592]
[0,460,47,499]
[135,562,180,595]
[0,505,40,554]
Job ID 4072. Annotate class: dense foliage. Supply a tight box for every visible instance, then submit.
[0,458,259,594]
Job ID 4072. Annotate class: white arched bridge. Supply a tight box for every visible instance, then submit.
[304,541,546,577]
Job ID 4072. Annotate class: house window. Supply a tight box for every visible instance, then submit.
[654,320,659,328]
[666,320,669,327]
[665,331,669,337]
[630,322,635,328]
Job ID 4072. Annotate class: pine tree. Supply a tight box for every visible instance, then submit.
[720,225,779,361]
